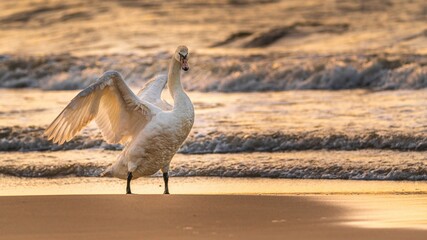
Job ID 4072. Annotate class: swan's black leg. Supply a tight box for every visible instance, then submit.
[163,172,169,194]
[126,172,133,194]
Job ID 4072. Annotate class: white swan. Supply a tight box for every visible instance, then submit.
[45,46,194,194]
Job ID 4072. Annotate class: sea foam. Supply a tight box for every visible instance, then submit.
[1,53,427,91]
[1,127,425,153]
[1,150,426,180]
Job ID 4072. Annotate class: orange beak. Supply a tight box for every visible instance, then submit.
[181,58,189,71]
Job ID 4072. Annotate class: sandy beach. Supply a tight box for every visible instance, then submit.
[1,173,427,239]
[1,194,426,240]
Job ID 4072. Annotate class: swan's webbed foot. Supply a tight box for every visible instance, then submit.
[163,172,169,194]
[126,172,133,194]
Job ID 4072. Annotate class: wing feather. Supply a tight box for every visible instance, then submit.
[137,75,173,111]
[45,71,152,144]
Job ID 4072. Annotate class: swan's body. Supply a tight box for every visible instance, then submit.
[45,46,194,194]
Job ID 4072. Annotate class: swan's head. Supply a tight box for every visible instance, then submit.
[174,45,189,71]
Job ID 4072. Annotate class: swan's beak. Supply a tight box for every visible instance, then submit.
[181,58,189,71]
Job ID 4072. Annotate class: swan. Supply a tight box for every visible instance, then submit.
[45,46,194,194]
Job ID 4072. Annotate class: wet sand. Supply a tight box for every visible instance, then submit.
[0,194,426,240]
[1,176,427,196]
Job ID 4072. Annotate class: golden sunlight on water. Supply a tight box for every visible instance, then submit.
[1,177,427,196]
[2,89,426,135]
[1,0,426,55]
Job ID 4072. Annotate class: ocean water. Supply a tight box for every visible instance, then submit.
[1,89,426,180]
[0,0,426,190]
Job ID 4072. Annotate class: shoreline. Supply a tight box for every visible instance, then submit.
[1,177,426,196]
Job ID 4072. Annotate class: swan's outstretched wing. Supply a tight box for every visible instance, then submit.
[137,75,172,111]
[45,71,152,144]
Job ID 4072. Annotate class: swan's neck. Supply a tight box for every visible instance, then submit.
[167,58,193,113]
[168,58,183,99]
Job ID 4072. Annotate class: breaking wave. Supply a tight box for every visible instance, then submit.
[0,163,105,178]
[1,151,426,180]
[180,132,427,153]
[1,127,426,153]
[0,53,427,91]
